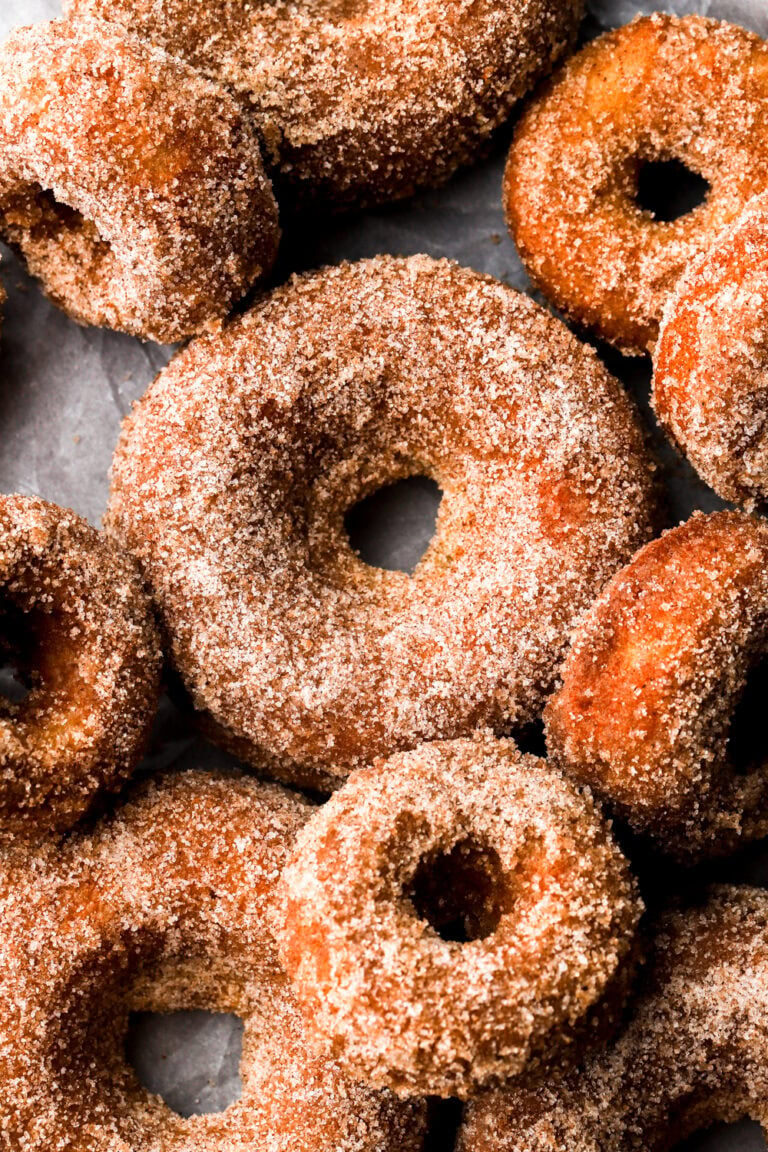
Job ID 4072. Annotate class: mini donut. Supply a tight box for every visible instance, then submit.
[505,14,768,355]
[0,494,161,837]
[106,254,658,791]
[0,19,279,343]
[654,191,768,508]
[459,886,768,1151]
[0,770,427,1150]
[275,735,642,1098]
[63,0,584,209]
[545,510,768,859]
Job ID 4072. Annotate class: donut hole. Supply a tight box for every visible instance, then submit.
[635,159,710,223]
[0,182,115,295]
[0,602,41,710]
[344,475,442,574]
[407,839,507,943]
[673,1117,766,1150]
[727,655,768,775]
[125,1010,244,1118]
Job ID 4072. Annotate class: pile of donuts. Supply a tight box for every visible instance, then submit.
[2,2,768,1150]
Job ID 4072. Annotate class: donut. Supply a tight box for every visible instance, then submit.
[0,19,279,343]
[63,0,584,209]
[459,886,768,1151]
[545,510,768,859]
[0,770,427,1149]
[275,735,642,1098]
[106,254,658,791]
[0,494,161,837]
[504,14,768,355]
[654,191,768,507]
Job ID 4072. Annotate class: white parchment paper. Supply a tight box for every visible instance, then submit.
[1,1,767,1145]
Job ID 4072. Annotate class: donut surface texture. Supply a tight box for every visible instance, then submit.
[0,19,279,343]
[654,191,768,507]
[107,255,658,791]
[0,494,161,837]
[63,0,584,208]
[505,14,768,354]
[458,886,768,1151]
[0,770,427,1150]
[276,735,641,1099]
[545,511,768,859]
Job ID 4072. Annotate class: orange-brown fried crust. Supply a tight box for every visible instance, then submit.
[505,14,768,354]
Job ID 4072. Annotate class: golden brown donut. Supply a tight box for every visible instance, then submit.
[654,191,768,507]
[545,510,768,859]
[0,494,161,837]
[0,19,279,343]
[276,736,641,1099]
[63,0,584,208]
[459,886,768,1152]
[505,14,768,354]
[107,254,657,792]
[0,770,427,1150]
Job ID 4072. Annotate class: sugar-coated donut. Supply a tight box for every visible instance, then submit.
[0,494,161,837]
[0,770,427,1149]
[546,511,768,859]
[505,14,768,354]
[64,0,584,208]
[275,735,641,1099]
[459,886,768,1151]
[0,19,279,343]
[654,191,768,507]
[107,255,657,792]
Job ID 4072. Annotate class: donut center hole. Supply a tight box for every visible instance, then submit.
[345,476,442,574]
[673,1118,766,1151]
[408,839,506,943]
[0,184,113,279]
[728,655,768,774]
[636,159,709,222]
[125,1011,244,1118]
[0,603,40,708]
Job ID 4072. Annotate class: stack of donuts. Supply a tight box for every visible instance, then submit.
[1,3,768,1151]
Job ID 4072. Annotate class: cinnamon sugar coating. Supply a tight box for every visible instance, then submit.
[0,494,161,838]
[64,0,583,209]
[0,19,279,343]
[106,255,657,791]
[0,770,426,1150]
[459,886,768,1151]
[505,14,768,355]
[654,190,768,508]
[546,511,768,859]
[275,736,641,1099]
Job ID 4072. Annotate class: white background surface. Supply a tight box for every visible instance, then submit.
[1,0,767,1146]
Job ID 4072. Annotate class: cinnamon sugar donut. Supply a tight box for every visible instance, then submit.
[0,770,426,1150]
[505,14,768,355]
[459,886,768,1152]
[64,0,584,208]
[0,494,161,837]
[107,255,657,791]
[0,19,279,343]
[654,191,768,508]
[545,511,768,859]
[276,736,641,1098]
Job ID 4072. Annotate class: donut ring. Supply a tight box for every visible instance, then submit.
[0,19,279,343]
[0,494,161,837]
[275,736,641,1098]
[0,770,426,1149]
[504,14,768,355]
[459,886,768,1151]
[545,511,768,859]
[106,255,657,791]
[654,191,768,508]
[63,0,584,208]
